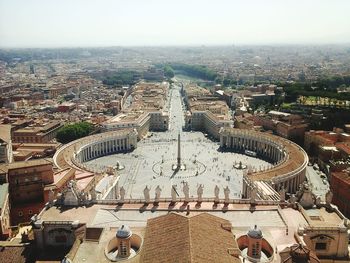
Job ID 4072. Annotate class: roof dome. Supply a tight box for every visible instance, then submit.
[248,225,263,239]
[116,225,132,239]
[290,244,310,259]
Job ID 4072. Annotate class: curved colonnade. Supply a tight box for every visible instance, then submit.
[54,127,308,195]
[220,128,308,193]
[53,128,138,171]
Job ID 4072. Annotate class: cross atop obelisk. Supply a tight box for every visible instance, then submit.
[177,132,181,167]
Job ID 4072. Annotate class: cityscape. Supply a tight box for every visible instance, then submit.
[0,1,350,263]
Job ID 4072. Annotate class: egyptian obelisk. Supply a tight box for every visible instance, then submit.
[177,132,181,168]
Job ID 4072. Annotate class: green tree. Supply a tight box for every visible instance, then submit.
[164,65,175,78]
[56,122,93,144]
[169,63,217,81]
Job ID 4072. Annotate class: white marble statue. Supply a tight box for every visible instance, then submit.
[80,192,87,204]
[119,186,125,202]
[325,190,333,206]
[224,186,230,203]
[289,194,297,204]
[315,196,322,207]
[297,183,316,209]
[243,169,248,176]
[214,185,220,202]
[143,186,150,203]
[250,187,258,203]
[90,188,96,201]
[48,189,55,205]
[183,182,190,202]
[197,184,204,202]
[155,185,162,202]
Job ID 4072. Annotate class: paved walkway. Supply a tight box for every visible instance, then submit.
[91,201,286,228]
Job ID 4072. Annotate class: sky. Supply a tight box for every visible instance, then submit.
[0,0,350,48]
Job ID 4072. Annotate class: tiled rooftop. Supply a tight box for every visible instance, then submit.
[140,213,240,263]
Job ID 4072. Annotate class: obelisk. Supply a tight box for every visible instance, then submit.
[177,132,181,168]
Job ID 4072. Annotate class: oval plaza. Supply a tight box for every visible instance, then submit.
[53,82,308,202]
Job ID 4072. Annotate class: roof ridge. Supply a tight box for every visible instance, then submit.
[148,211,188,221]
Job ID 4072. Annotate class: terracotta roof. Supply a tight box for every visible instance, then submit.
[336,142,350,155]
[0,158,52,172]
[0,245,34,263]
[280,243,320,263]
[140,213,240,263]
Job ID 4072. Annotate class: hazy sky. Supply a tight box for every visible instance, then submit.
[1,0,350,47]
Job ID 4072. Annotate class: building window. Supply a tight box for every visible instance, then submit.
[315,242,327,250]
[18,211,23,217]
[120,241,128,256]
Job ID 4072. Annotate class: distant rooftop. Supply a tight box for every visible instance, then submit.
[0,159,52,173]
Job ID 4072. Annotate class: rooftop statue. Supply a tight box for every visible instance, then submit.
[155,185,162,202]
[214,185,220,202]
[197,184,204,202]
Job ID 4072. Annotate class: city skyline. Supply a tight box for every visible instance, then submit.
[1,0,350,48]
[0,1,350,261]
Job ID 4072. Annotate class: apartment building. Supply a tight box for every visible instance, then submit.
[12,120,63,144]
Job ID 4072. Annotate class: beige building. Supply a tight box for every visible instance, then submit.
[185,110,233,139]
[297,205,350,261]
[254,111,308,143]
[103,111,169,139]
[0,125,13,164]
[0,183,10,239]
[32,215,86,250]
[183,84,233,139]
[12,120,63,144]
[25,197,350,263]
[0,159,54,225]
[102,82,169,139]
[102,111,151,139]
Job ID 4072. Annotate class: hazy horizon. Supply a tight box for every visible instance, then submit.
[1,0,350,48]
[2,43,350,50]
